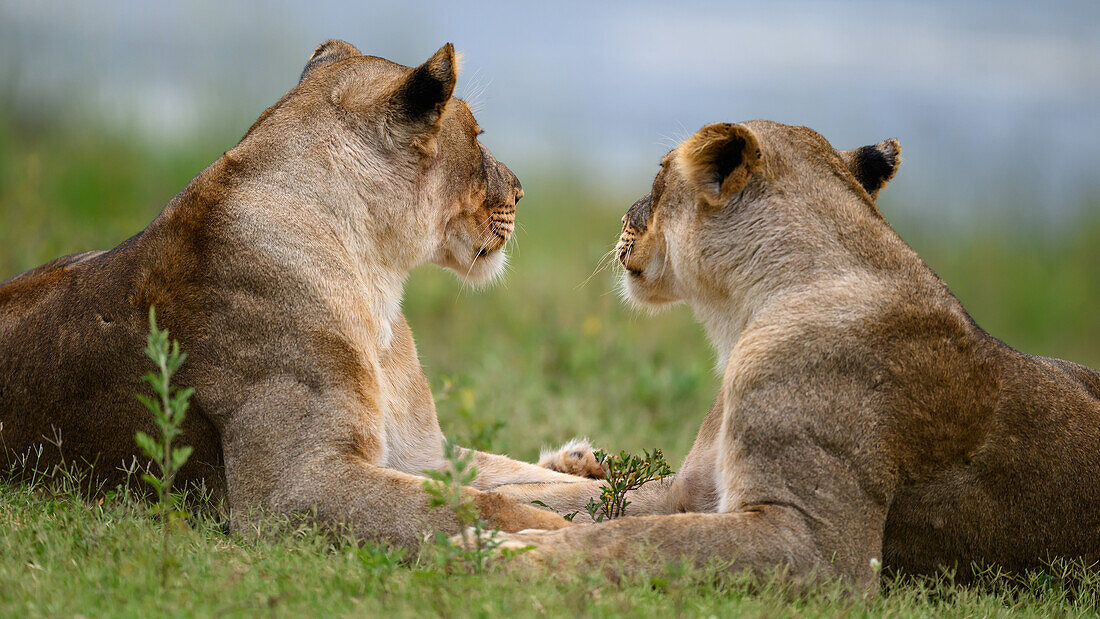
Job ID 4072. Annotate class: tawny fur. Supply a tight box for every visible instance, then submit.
[0,40,598,550]
[489,120,1100,592]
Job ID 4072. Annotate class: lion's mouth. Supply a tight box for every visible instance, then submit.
[478,209,514,256]
[616,239,634,266]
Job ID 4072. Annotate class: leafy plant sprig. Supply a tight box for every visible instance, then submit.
[584,448,672,522]
[423,438,513,574]
[133,306,194,586]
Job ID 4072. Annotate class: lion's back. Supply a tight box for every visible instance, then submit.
[883,339,1100,577]
[0,239,225,495]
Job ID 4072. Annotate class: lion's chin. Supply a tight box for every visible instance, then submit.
[620,271,678,309]
[456,248,508,288]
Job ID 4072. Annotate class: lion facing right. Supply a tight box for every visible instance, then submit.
[491,120,1100,591]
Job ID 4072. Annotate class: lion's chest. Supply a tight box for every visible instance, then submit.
[370,321,444,475]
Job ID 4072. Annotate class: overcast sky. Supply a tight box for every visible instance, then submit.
[2,0,1098,226]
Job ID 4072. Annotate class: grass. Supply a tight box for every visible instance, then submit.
[2,115,1099,615]
[3,477,1099,617]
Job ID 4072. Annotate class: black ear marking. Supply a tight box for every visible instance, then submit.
[398,64,448,117]
[853,144,896,191]
[299,40,361,83]
[841,139,901,200]
[392,43,457,122]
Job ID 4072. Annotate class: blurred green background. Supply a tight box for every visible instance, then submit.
[3,0,1099,468]
[2,113,1096,469]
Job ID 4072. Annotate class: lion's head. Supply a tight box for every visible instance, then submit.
[233,40,522,285]
[616,120,901,309]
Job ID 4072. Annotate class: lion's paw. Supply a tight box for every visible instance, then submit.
[538,438,605,479]
[450,527,544,552]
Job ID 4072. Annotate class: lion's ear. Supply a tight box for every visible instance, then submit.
[680,123,763,207]
[389,43,457,130]
[839,139,901,200]
[300,40,361,83]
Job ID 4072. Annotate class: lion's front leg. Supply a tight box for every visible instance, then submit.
[489,476,675,523]
[466,507,877,592]
[220,384,572,551]
[479,437,677,522]
[450,441,641,522]
[461,447,597,489]
[459,437,607,490]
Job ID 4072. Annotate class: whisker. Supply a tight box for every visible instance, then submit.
[474,214,494,234]
[673,119,691,146]
[656,132,679,149]
[454,231,494,302]
[576,244,620,290]
[462,71,493,115]
[460,67,483,100]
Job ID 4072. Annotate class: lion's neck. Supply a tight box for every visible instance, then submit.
[361,266,407,350]
[314,216,414,351]
[687,219,948,374]
[681,250,789,372]
[224,186,418,351]
[690,284,767,372]
[162,151,427,353]
[294,178,427,351]
[685,191,897,370]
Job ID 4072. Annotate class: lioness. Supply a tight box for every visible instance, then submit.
[0,41,598,549]
[490,120,1100,590]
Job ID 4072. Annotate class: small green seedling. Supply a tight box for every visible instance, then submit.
[423,439,519,573]
[133,306,195,586]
